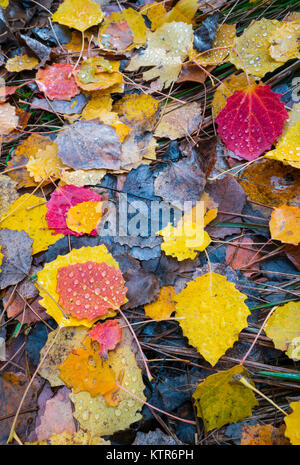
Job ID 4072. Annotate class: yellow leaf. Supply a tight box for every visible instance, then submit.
[265,122,300,169]
[50,430,110,445]
[212,74,257,117]
[0,102,19,136]
[241,424,289,445]
[191,24,236,66]
[229,18,281,77]
[36,245,120,327]
[66,200,102,234]
[268,20,300,62]
[269,204,300,245]
[70,345,146,436]
[144,286,177,320]
[0,0,9,8]
[26,142,64,182]
[193,365,258,431]
[281,103,300,140]
[285,401,300,445]
[286,337,300,361]
[0,174,18,217]
[52,0,104,32]
[98,8,147,52]
[264,302,300,360]
[127,22,193,90]
[74,58,122,92]
[141,2,167,30]
[175,273,250,365]
[6,54,38,72]
[60,168,106,186]
[0,194,63,254]
[143,0,199,30]
[113,93,160,133]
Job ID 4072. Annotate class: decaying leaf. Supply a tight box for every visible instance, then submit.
[52,0,104,32]
[70,345,145,436]
[36,64,80,101]
[36,245,120,327]
[46,185,102,236]
[0,229,32,289]
[175,272,250,365]
[191,24,236,66]
[98,8,147,52]
[0,174,18,217]
[55,120,122,170]
[89,320,121,357]
[216,84,288,161]
[127,22,193,90]
[154,102,202,140]
[6,54,38,72]
[284,401,300,445]
[0,194,63,255]
[0,102,19,136]
[193,365,258,431]
[269,205,300,245]
[229,18,282,77]
[264,301,300,360]
[265,122,300,169]
[212,73,256,118]
[39,326,87,387]
[144,286,177,320]
[241,424,289,445]
[59,336,117,398]
[226,237,260,277]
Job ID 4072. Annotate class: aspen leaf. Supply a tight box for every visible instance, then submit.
[88,320,122,357]
[154,102,202,140]
[215,84,288,161]
[70,345,146,436]
[265,122,300,169]
[241,424,289,445]
[175,273,250,365]
[0,174,18,217]
[268,20,300,62]
[51,0,104,32]
[284,401,300,445]
[6,54,38,72]
[36,64,80,101]
[56,261,127,321]
[264,301,300,360]
[113,93,160,133]
[0,194,63,255]
[74,58,122,92]
[60,169,106,187]
[26,142,64,182]
[34,430,110,445]
[269,205,300,245]
[144,286,177,320]
[193,365,258,431]
[127,22,193,90]
[191,24,236,66]
[58,336,117,398]
[229,18,282,77]
[65,201,102,235]
[0,102,18,136]
[212,73,256,118]
[36,245,120,327]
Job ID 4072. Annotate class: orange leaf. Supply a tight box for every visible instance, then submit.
[36,64,80,101]
[269,205,300,245]
[88,320,122,356]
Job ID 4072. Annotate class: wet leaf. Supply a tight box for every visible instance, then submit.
[0,102,18,136]
[216,84,288,161]
[269,205,300,245]
[88,320,121,357]
[154,101,202,140]
[265,122,300,169]
[74,58,122,92]
[0,174,18,217]
[36,63,80,101]
[264,301,300,360]
[113,93,160,133]
[193,366,258,431]
[226,237,260,277]
[284,401,300,445]
[60,168,106,187]
[175,272,250,365]
[144,286,177,320]
[212,73,256,118]
[0,229,32,289]
[33,430,110,445]
[191,24,236,66]
[26,142,64,182]
[6,54,38,72]
[268,20,300,62]
[52,0,104,32]
[65,200,102,235]
[193,12,219,53]
[241,424,289,445]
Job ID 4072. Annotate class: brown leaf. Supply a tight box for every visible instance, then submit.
[56,120,122,170]
[154,102,202,140]
[177,64,214,83]
[225,237,260,277]
[285,245,300,271]
[180,136,217,178]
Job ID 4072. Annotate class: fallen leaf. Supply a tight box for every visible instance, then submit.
[6,54,38,72]
[36,245,120,327]
[191,24,236,66]
[127,22,193,90]
[265,122,300,169]
[74,58,122,92]
[264,301,300,360]
[241,424,289,445]
[31,94,88,116]
[229,18,282,77]
[144,286,177,320]
[37,430,110,445]
[226,237,260,277]
[177,63,214,83]
[52,0,104,32]
[0,174,18,217]
[216,84,288,161]
[113,93,160,133]
[212,73,256,118]
[46,185,102,236]
[269,204,300,245]
[55,120,122,170]
[175,272,250,365]
[70,345,146,436]
[193,365,258,431]
[0,193,63,254]
[59,336,117,398]
[268,20,300,62]
[60,168,106,187]
[154,102,202,140]
[284,401,300,445]
[65,200,102,235]
[26,142,64,183]
[0,229,32,289]
[36,63,80,101]
[88,320,122,356]
[0,102,19,136]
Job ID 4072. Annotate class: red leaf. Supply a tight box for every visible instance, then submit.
[56,261,127,321]
[46,184,101,236]
[36,63,80,101]
[89,320,122,356]
[215,84,288,161]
